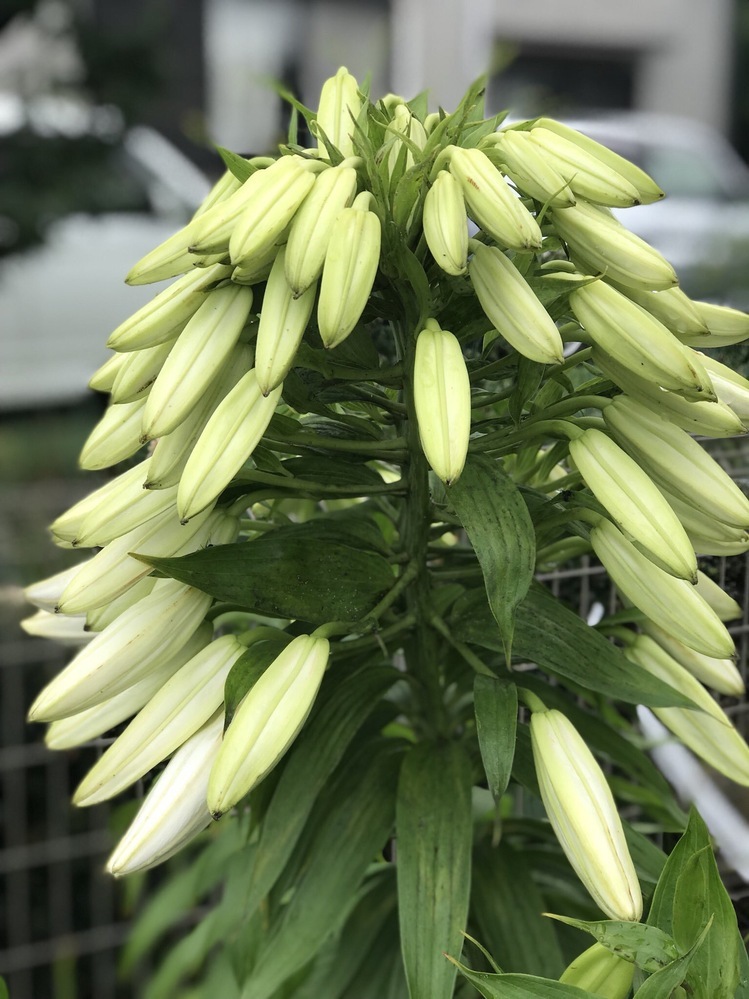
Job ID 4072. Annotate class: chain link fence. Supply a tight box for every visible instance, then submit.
[2,419,749,997]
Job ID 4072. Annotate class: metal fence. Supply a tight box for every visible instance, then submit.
[2,447,749,997]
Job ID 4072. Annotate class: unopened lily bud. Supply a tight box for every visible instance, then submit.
[315,66,362,158]
[530,708,642,921]
[107,713,224,877]
[207,634,330,817]
[590,519,734,659]
[641,620,744,697]
[626,635,749,786]
[559,942,635,998]
[694,571,742,621]
[448,145,542,250]
[423,171,469,276]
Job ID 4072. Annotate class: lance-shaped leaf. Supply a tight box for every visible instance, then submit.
[451,586,695,709]
[447,961,594,998]
[546,914,679,973]
[474,675,517,801]
[446,454,535,661]
[473,842,565,979]
[632,919,714,999]
[396,740,473,999]
[244,664,399,915]
[138,519,394,626]
[240,740,401,999]
[647,808,742,999]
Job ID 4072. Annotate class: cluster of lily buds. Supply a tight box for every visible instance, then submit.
[22,65,749,903]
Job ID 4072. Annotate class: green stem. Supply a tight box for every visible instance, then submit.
[429,614,494,677]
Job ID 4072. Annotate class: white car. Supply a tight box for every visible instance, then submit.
[0,97,210,410]
[556,113,749,309]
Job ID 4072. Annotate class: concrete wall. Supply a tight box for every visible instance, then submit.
[390,0,736,131]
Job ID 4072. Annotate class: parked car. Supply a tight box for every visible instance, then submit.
[0,95,210,411]
[557,112,749,309]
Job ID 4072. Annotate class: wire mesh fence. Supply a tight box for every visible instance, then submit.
[2,432,749,997]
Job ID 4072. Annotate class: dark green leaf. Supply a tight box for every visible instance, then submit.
[240,742,401,999]
[280,455,386,488]
[546,915,678,973]
[397,740,473,999]
[472,842,565,978]
[245,664,399,914]
[215,146,259,183]
[648,808,741,999]
[509,357,546,425]
[449,962,593,999]
[447,455,536,661]
[223,632,292,729]
[474,675,517,801]
[451,585,696,708]
[137,522,395,626]
[633,919,713,999]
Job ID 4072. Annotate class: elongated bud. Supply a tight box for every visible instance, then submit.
[125,219,222,286]
[675,300,749,347]
[386,102,426,177]
[315,66,362,158]
[142,284,253,439]
[28,579,213,721]
[661,485,749,557]
[25,563,90,611]
[208,634,330,817]
[530,708,642,920]
[83,576,157,633]
[255,246,316,395]
[559,942,635,998]
[695,570,742,621]
[590,519,734,658]
[603,395,749,529]
[592,351,745,438]
[570,282,712,398]
[88,350,127,393]
[75,479,178,549]
[569,428,696,580]
[481,129,575,208]
[177,369,282,522]
[55,504,229,614]
[552,200,677,291]
[284,164,358,295]
[108,263,232,352]
[228,156,318,268]
[692,350,749,422]
[448,145,542,250]
[641,620,744,697]
[468,243,564,365]
[422,171,469,276]
[414,323,471,484]
[109,339,175,405]
[614,284,707,337]
[21,610,91,646]
[45,623,213,749]
[527,126,642,207]
[317,192,381,349]
[74,635,245,806]
[107,713,224,877]
[191,168,243,219]
[78,397,147,471]
[626,635,749,786]
[533,118,665,204]
[145,342,254,490]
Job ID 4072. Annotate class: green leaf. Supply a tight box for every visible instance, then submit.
[472,842,565,979]
[138,520,395,626]
[451,585,696,709]
[0,977,8,999]
[509,356,546,425]
[244,664,399,914]
[397,740,473,999]
[240,741,401,999]
[215,146,259,183]
[648,808,741,999]
[446,455,536,662]
[473,675,517,801]
[448,962,594,998]
[633,918,714,999]
[223,632,292,729]
[546,915,679,973]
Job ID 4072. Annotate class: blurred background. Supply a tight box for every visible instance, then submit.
[3,0,749,995]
